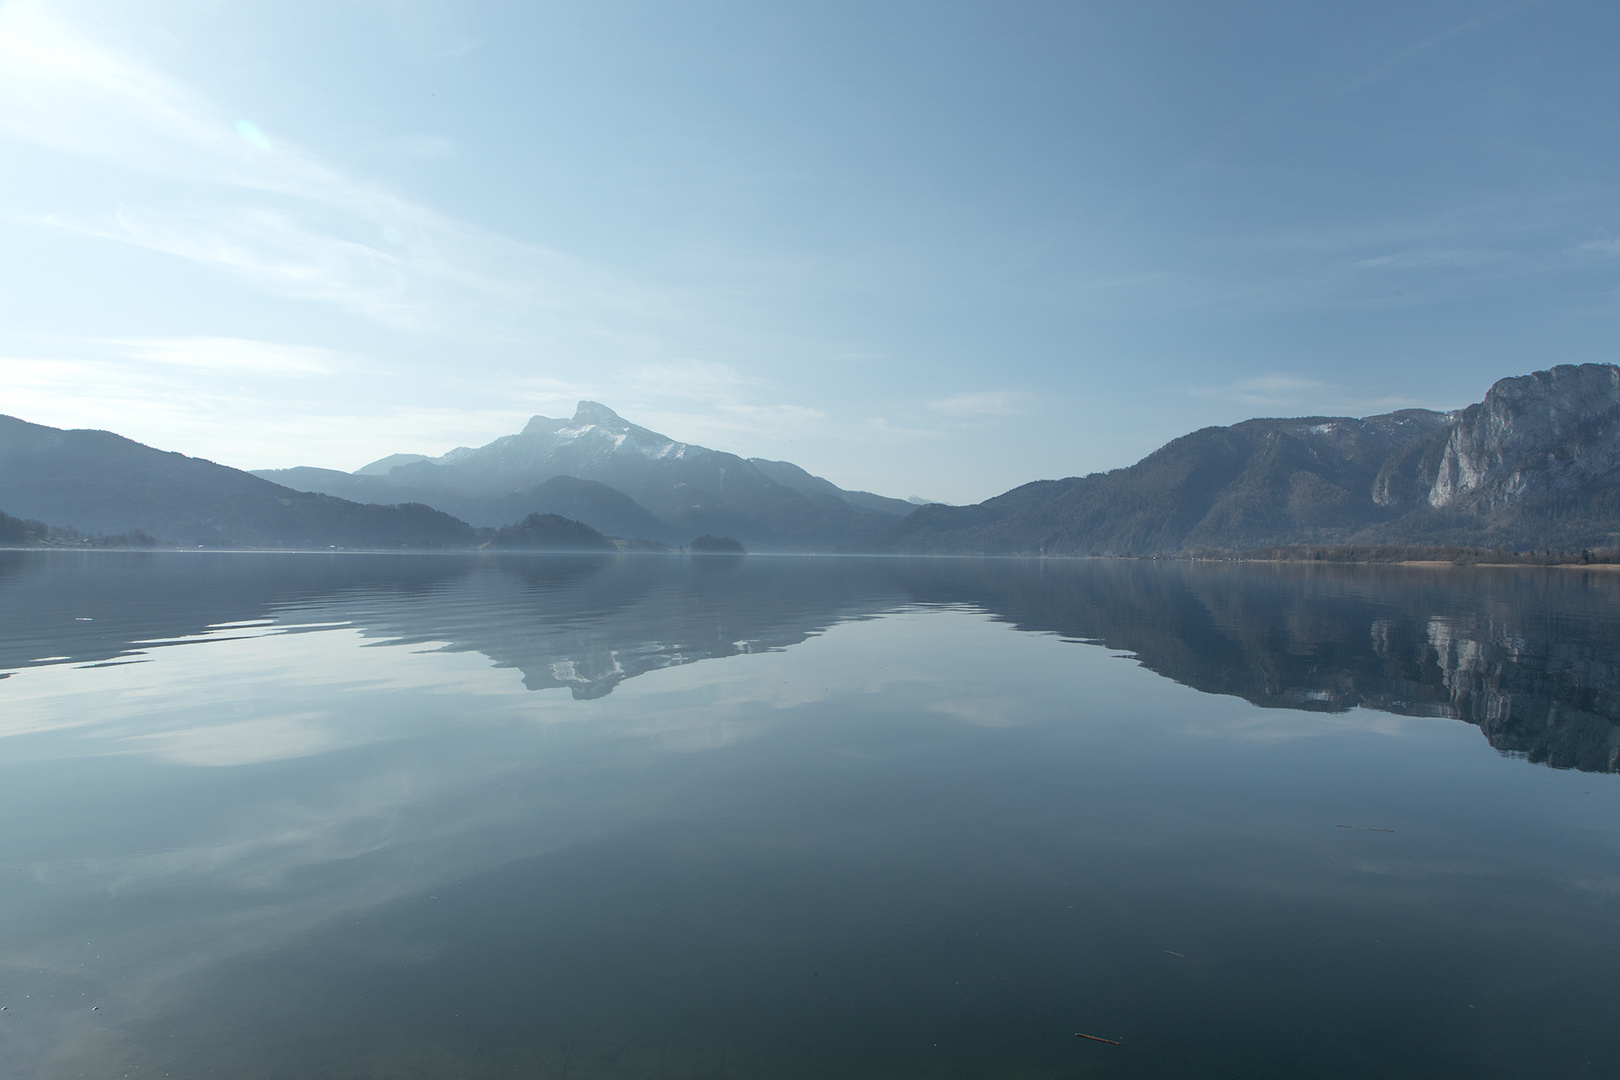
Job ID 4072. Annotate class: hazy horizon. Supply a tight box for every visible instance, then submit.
[4,2,1619,503]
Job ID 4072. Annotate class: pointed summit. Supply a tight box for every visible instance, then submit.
[252,398,914,548]
[572,401,625,425]
[518,402,626,436]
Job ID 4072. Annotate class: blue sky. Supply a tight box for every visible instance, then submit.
[2,0,1618,503]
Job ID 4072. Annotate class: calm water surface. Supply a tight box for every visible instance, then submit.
[0,551,1617,1079]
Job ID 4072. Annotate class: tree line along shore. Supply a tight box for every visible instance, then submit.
[1177,544,1620,567]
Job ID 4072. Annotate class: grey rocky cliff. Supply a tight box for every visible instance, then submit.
[869,362,1620,555]
[1427,364,1620,511]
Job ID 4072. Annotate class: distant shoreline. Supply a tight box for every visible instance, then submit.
[6,544,1620,569]
[1178,543,1620,569]
[1202,557,1620,571]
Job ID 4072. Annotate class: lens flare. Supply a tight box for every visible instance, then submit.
[234,119,270,149]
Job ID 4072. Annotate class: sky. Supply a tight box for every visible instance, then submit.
[2,0,1619,504]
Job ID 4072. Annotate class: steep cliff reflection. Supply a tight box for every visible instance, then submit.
[883,559,1620,773]
[4,551,1618,771]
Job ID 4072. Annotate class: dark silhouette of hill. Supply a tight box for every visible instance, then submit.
[868,365,1620,554]
[255,468,679,545]
[870,410,1453,553]
[690,534,745,554]
[484,476,673,543]
[493,513,615,551]
[0,415,478,548]
[0,509,49,545]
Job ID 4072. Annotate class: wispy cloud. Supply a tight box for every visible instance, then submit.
[609,359,937,455]
[0,1,675,340]
[1577,235,1620,257]
[927,390,1029,418]
[0,335,942,477]
[0,2,394,205]
[371,132,456,159]
[1349,248,1500,271]
[1187,374,1420,414]
[0,347,533,468]
[1192,374,1335,407]
[110,336,346,376]
[623,358,770,408]
[50,205,450,329]
[1342,5,1527,94]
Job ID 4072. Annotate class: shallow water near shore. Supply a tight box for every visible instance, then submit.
[0,551,1617,1079]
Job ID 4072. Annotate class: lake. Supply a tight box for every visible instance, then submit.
[1,551,1617,1079]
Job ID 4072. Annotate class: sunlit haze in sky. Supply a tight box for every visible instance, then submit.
[2,1,1618,503]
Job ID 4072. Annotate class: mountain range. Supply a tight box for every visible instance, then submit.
[0,404,915,550]
[872,364,1620,554]
[5,364,1620,554]
[0,414,479,549]
[254,402,909,550]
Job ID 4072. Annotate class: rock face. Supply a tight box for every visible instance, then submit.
[1426,364,1620,512]
[871,364,1620,555]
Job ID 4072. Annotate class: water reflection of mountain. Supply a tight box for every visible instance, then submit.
[883,559,1620,774]
[0,550,474,674]
[340,556,909,698]
[0,551,911,700]
[6,552,1618,773]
